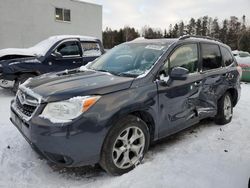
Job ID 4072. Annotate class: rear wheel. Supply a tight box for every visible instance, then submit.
[100,115,150,175]
[12,73,35,93]
[215,92,233,125]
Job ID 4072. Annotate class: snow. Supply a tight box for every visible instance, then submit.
[83,49,102,57]
[1,83,250,187]
[19,85,42,104]
[39,114,72,124]
[79,66,90,71]
[133,37,145,41]
[79,61,93,71]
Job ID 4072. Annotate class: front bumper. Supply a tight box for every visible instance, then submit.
[10,100,106,167]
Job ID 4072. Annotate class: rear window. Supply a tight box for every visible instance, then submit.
[221,47,234,66]
[201,44,222,71]
[81,42,102,57]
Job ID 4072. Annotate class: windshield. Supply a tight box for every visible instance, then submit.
[88,43,168,77]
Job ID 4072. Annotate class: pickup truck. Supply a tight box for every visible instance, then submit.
[0,35,104,92]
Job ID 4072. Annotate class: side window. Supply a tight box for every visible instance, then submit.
[81,42,102,57]
[221,47,234,66]
[56,41,80,57]
[169,44,198,73]
[201,44,222,71]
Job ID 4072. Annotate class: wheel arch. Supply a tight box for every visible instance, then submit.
[226,88,238,107]
[101,108,157,155]
[15,71,40,77]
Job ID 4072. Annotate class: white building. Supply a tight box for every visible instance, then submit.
[0,0,102,49]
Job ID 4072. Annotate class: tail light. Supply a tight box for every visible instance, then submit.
[237,66,242,78]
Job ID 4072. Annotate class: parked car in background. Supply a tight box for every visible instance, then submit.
[10,36,241,175]
[0,35,104,92]
[232,50,250,82]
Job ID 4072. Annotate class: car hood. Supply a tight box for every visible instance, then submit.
[20,69,135,102]
[0,48,38,58]
[1,56,41,65]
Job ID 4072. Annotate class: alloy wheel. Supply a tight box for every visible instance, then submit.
[112,126,145,169]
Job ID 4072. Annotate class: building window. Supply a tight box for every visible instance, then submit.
[55,8,71,22]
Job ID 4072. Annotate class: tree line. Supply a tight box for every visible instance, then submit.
[102,15,250,52]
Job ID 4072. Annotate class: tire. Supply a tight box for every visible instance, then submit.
[12,73,35,93]
[215,92,233,125]
[100,115,150,176]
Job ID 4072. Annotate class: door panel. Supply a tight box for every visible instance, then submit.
[46,40,83,72]
[198,43,227,118]
[157,73,202,138]
[156,43,201,138]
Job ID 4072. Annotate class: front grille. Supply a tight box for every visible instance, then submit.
[15,91,38,117]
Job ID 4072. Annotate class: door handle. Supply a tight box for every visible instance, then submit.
[194,81,202,87]
[73,61,82,64]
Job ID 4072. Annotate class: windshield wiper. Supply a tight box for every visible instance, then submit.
[96,69,137,78]
[96,69,119,76]
[117,72,137,78]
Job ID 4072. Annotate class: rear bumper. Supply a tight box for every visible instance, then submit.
[241,68,250,82]
[10,101,106,167]
[0,79,15,88]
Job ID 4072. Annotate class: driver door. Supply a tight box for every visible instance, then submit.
[47,40,83,72]
[156,43,203,138]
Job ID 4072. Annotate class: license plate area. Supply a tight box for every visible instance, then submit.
[11,107,31,140]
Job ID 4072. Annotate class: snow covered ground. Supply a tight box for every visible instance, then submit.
[0,84,250,188]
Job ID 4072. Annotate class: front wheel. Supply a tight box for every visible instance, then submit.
[215,92,233,125]
[12,74,35,93]
[100,115,150,175]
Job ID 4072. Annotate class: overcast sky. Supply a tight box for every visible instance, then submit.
[82,0,250,31]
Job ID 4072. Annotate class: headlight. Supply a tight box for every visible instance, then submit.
[40,96,101,123]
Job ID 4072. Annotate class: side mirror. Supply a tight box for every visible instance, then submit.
[158,70,169,86]
[170,67,189,80]
[51,51,62,59]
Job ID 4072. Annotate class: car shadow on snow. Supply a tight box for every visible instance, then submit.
[146,118,218,157]
[48,163,107,180]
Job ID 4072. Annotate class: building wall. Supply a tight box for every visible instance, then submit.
[0,0,102,49]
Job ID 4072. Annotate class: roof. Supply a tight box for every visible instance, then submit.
[129,36,229,49]
[70,0,102,7]
[128,37,178,46]
[47,35,99,42]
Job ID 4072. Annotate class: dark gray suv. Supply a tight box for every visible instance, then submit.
[10,36,241,175]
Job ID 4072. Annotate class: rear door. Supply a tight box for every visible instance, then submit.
[81,41,102,65]
[199,43,227,118]
[157,43,203,138]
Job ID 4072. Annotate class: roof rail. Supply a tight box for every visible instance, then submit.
[179,35,222,43]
